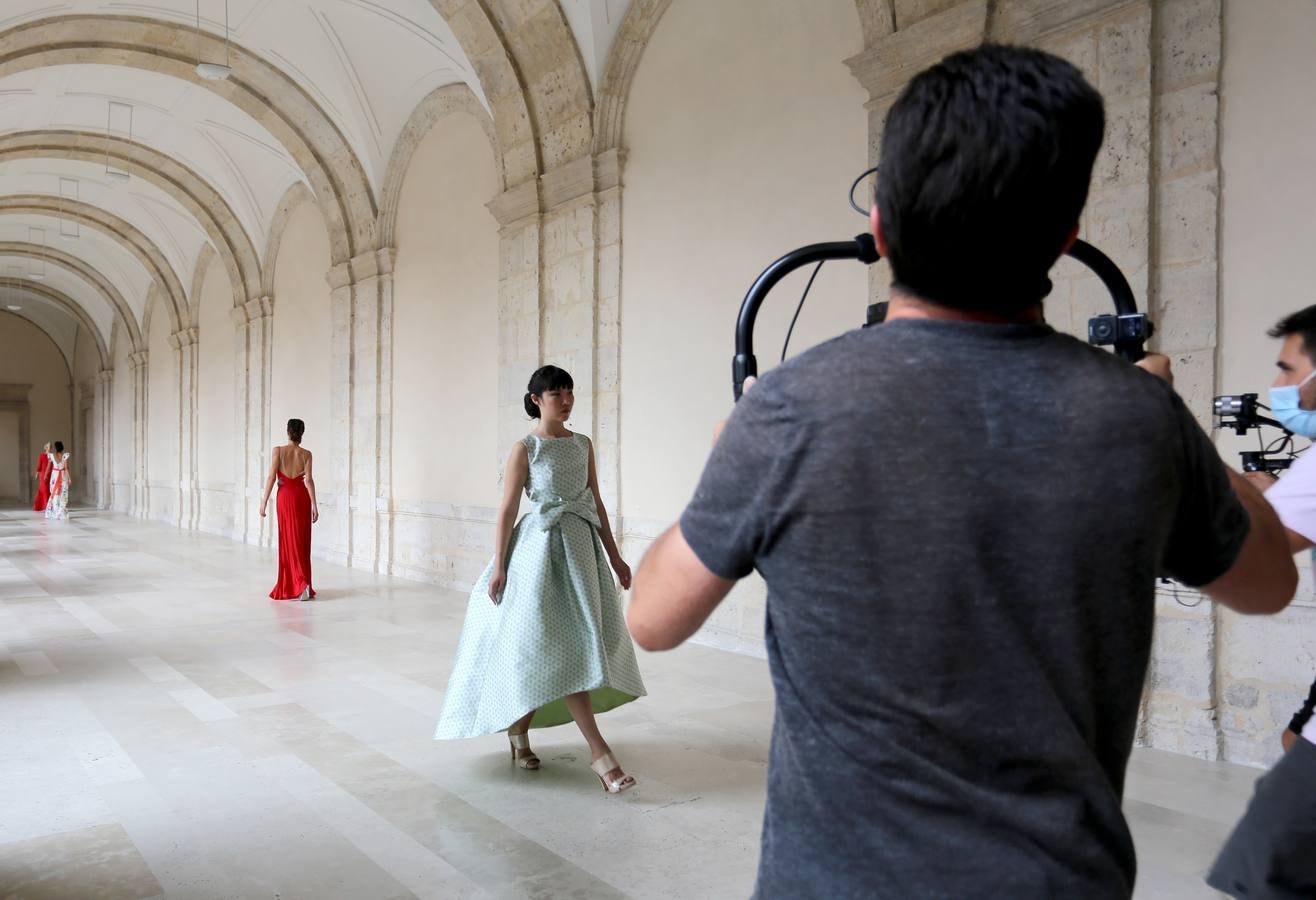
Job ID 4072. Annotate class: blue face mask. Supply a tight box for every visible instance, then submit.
[1269,370,1316,437]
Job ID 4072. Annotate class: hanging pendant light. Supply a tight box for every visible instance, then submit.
[196,0,233,81]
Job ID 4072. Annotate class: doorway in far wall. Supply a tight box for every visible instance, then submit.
[0,409,19,500]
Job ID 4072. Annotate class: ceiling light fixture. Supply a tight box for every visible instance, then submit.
[5,305,20,311]
[196,0,233,81]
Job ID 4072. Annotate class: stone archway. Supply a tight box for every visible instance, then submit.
[378,84,504,249]
[0,195,188,334]
[0,16,377,265]
[0,131,263,311]
[0,240,142,352]
[4,278,109,369]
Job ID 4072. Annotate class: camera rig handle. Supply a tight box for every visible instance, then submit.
[733,235,1152,400]
[733,233,879,399]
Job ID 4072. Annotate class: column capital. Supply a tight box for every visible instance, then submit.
[487,150,630,228]
[127,350,149,370]
[845,0,989,105]
[96,368,114,384]
[169,326,199,349]
[233,295,273,324]
[326,248,396,290]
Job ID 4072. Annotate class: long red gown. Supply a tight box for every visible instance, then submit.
[269,471,315,600]
[32,452,51,511]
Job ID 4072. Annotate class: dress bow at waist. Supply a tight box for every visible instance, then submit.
[530,491,599,531]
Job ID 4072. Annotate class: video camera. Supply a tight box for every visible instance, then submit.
[1212,393,1300,475]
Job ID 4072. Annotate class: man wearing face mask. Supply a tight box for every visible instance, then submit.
[1207,306,1316,899]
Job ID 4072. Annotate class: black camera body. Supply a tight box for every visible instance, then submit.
[1213,394,1271,435]
[1088,313,1154,353]
[1212,393,1299,476]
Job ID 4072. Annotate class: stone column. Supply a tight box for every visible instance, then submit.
[1146,0,1226,759]
[75,379,95,505]
[170,327,200,531]
[594,150,625,514]
[488,179,544,473]
[487,153,627,513]
[326,248,396,572]
[232,297,273,545]
[845,1,991,306]
[96,368,113,509]
[127,350,149,518]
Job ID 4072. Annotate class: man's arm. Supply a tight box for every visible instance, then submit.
[1245,471,1314,554]
[1198,469,1297,614]
[629,525,736,651]
[1139,354,1297,614]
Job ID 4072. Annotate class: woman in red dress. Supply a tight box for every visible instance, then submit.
[32,442,51,511]
[259,418,318,600]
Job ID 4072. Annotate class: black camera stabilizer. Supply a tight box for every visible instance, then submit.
[732,235,1154,400]
[1212,393,1302,475]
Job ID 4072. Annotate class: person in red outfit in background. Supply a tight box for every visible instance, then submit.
[259,418,318,601]
[31,442,50,512]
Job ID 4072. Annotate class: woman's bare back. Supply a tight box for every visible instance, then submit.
[276,444,311,479]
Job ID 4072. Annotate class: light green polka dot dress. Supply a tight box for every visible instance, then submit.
[434,433,646,739]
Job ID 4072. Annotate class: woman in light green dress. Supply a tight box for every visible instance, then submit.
[434,365,646,793]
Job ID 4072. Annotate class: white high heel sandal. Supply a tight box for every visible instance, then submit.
[508,732,540,770]
[590,753,635,793]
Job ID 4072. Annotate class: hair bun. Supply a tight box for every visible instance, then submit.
[523,392,540,419]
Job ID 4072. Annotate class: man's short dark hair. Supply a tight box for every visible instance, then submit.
[1268,305,1316,363]
[877,44,1106,314]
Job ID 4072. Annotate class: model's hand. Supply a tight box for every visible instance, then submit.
[612,557,633,591]
[488,569,507,605]
[259,503,267,518]
[311,506,319,524]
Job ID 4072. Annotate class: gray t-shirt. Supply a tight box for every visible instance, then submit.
[680,319,1249,899]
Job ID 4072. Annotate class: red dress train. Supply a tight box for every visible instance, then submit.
[269,471,315,600]
[32,453,51,511]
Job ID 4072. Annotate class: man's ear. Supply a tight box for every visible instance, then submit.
[1059,222,1080,256]
[872,205,889,258]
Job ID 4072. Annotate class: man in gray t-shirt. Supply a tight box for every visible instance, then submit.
[629,46,1296,898]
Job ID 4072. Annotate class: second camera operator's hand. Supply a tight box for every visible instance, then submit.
[1135,353,1173,386]
[713,376,757,445]
[1244,470,1279,494]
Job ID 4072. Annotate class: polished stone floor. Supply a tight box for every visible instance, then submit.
[0,505,1259,899]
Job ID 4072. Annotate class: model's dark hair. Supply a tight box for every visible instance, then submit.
[877,44,1105,313]
[53,440,64,453]
[287,418,305,443]
[524,366,574,419]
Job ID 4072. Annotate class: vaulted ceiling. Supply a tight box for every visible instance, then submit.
[0,0,634,362]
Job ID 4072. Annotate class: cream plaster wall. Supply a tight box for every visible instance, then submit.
[619,0,869,525]
[111,329,132,510]
[392,112,500,508]
[389,110,501,586]
[617,0,867,654]
[197,260,237,536]
[269,201,333,527]
[147,303,178,522]
[0,313,72,500]
[1214,0,1316,766]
